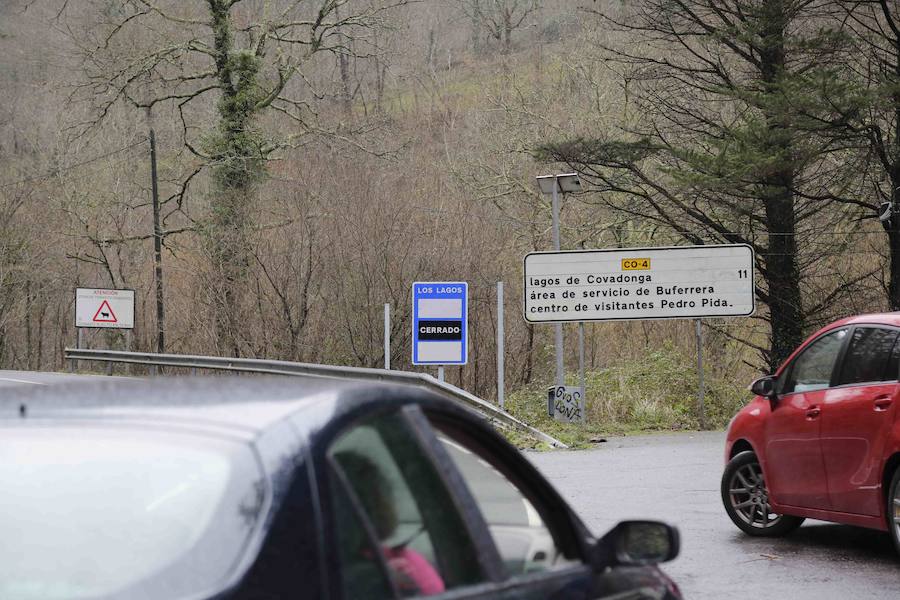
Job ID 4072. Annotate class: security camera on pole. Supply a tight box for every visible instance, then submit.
[535,173,585,423]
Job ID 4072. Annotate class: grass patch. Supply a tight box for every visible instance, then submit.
[503,345,748,449]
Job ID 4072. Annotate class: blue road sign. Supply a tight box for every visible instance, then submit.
[412,281,468,365]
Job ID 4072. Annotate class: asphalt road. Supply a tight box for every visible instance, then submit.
[529,431,900,599]
[0,369,137,389]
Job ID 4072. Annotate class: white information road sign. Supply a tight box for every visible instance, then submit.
[524,244,755,323]
[75,288,135,329]
[412,281,468,365]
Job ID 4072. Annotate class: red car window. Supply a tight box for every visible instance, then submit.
[780,329,847,394]
[836,327,900,386]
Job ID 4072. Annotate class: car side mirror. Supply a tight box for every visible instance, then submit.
[749,375,777,399]
[592,520,680,569]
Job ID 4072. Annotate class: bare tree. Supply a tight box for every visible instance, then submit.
[802,2,900,311]
[61,0,407,355]
[461,0,540,54]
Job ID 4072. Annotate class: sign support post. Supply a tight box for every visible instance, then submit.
[71,328,83,373]
[437,366,445,382]
[384,303,391,370]
[579,322,586,402]
[696,319,706,430]
[497,281,505,409]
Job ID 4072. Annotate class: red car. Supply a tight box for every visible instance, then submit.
[722,313,900,553]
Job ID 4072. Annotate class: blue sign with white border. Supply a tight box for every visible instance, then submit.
[412,281,467,365]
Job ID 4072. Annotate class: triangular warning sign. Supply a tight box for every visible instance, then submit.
[92,300,118,323]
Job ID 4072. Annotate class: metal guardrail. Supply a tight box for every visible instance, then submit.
[64,348,567,449]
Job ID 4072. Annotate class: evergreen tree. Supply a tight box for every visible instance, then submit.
[538,0,862,370]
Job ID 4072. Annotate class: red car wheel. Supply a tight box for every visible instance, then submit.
[721,451,804,537]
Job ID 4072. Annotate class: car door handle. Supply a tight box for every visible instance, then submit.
[875,396,893,411]
[806,406,821,419]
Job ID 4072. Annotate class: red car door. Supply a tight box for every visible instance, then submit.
[764,328,848,510]
[820,326,900,516]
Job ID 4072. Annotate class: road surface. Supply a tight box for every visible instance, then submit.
[0,369,136,389]
[530,431,900,599]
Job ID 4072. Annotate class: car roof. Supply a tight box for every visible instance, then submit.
[0,375,447,439]
[825,312,900,329]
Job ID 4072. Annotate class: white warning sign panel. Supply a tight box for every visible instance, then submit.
[524,244,755,323]
[75,288,135,329]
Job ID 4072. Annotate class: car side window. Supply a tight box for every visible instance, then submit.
[431,428,577,578]
[328,412,485,599]
[889,336,900,381]
[836,327,900,386]
[329,469,396,599]
[781,328,847,394]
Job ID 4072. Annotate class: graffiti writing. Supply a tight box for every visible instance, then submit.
[548,385,584,423]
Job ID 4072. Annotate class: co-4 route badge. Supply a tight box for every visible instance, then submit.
[412,282,467,365]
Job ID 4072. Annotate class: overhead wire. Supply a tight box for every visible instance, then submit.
[0,139,147,189]
[6,153,894,248]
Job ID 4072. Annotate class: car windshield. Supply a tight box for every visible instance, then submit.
[0,425,266,600]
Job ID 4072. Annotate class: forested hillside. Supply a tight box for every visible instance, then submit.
[0,1,895,425]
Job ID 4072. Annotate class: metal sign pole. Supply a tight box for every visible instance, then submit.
[579,321,586,401]
[497,281,505,409]
[106,338,113,376]
[437,366,445,382]
[696,319,706,430]
[384,303,391,370]
[552,179,564,387]
[71,328,82,373]
[125,329,133,376]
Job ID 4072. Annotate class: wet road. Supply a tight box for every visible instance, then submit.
[0,369,135,389]
[530,431,900,599]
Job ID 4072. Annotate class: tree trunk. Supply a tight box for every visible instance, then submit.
[887,224,900,310]
[502,8,512,54]
[207,0,264,356]
[759,0,804,371]
[521,324,534,384]
[889,46,900,310]
[763,185,804,370]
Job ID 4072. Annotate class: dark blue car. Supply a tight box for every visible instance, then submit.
[2,377,681,599]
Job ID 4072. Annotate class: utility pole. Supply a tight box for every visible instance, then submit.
[148,109,165,354]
